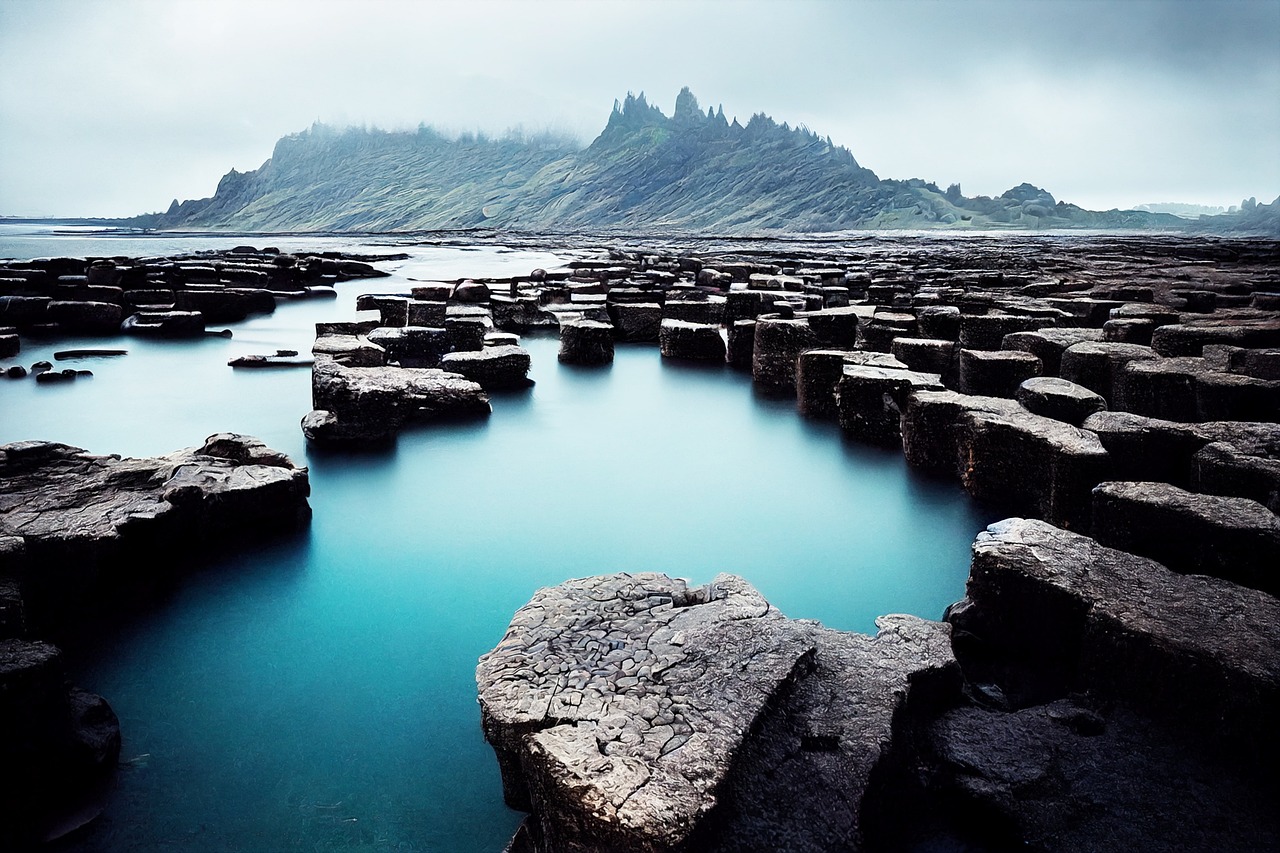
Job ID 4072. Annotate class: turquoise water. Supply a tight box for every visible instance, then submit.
[2,234,989,851]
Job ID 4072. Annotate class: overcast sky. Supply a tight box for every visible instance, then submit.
[1,0,1277,218]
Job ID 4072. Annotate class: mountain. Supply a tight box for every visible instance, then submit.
[134,88,1233,234]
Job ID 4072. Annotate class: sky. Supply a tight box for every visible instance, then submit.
[1,0,1277,218]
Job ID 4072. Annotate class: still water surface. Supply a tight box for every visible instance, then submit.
[1,227,989,851]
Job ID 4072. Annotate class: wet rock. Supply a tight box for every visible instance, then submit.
[659,320,725,362]
[901,390,1025,474]
[837,364,945,445]
[957,349,1042,397]
[0,329,19,358]
[440,345,532,390]
[917,305,961,341]
[753,316,820,394]
[453,280,491,303]
[4,365,25,379]
[959,314,1048,352]
[120,310,205,338]
[305,355,490,445]
[1151,319,1280,357]
[726,319,756,371]
[1091,481,1280,594]
[1015,377,1107,426]
[0,295,52,326]
[558,319,614,365]
[46,301,123,334]
[311,331,386,368]
[958,410,1109,529]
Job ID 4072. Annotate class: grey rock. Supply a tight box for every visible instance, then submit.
[1002,327,1105,376]
[440,345,532,390]
[957,349,1042,398]
[120,310,206,338]
[900,389,1025,474]
[726,319,756,371]
[1016,376,1107,426]
[1059,341,1159,404]
[558,319,614,365]
[837,364,944,445]
[752,316,819,394]
[659,320,725,362]
[367,326,450,367]
[1091,480,1280,594]
[610,302,662,342]
[959,313,1048,351]
[311,332,386,367]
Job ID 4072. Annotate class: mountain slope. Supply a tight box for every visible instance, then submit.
[141,88,1203,234]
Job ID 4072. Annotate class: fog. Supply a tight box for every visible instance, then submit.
[1,0,1276,218]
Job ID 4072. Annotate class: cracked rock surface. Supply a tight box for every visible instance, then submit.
[477,573,960,853]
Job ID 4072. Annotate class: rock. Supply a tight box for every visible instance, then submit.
[796,349,853,419]
[0,639,121,848]
[445,316,489,354]
[1091,481,1280,594]
[305,355,490,445]
[917,305,961,341]
[453,280,491,303]
[924,699,1280,852]
[0,434,310,627]
[174,288,274,323]
[662,299,717,325]
[950,518,1280,741]
[407,300,447,328]
[890,337,957,382]
[1059,342,1161,405]
[957,410,1109,530]
[4,365,26,379]
[1001,328,1105,376]
[957,349,1042,397]
[120,310,205,338]
[1191,431,1280,513]
[659,320,725,362]
[726,319,756,371]
[477,573,961,853]
[46,301,123,334]
[837,364,945,445]
[440,345,532,390]
[227,353,313,368]
[901,390,1026,473]
[1195,370,1280,422]
[0,295,52,326]
[311,331,386,367]
[752,316,820,394]
[558,319,614,365]
[367,326,450,368]
[607,302,662,343]
[959,314,1049,352]
[1151,319,1280,357]
[802,306,862,348]
[1015,377,1107,426]
[0,332,18,358]
[1112,356,1210,420]
[1102,317,1155,345]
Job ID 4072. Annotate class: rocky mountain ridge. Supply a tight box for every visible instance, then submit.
[133,88,1278,235]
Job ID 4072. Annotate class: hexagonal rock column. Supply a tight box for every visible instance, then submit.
[1059,342,1160,405]
[610,302,663,342]
[957,349,1042,397]
[477,572,959,853]
[558,319,614,365]
[900,390,1025,474]
[659,320,725,361]
[837,365,945,445]
[1002,328,1104,377]
[1090,481,1280,595]
[752,315,819,395]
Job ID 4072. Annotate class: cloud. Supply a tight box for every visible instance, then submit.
[1,0,1276,217]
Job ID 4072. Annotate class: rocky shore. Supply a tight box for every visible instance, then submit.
[0,434,310,846]
[467,235,1280,851]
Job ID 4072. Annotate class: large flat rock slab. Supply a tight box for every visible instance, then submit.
[478,574,960,853]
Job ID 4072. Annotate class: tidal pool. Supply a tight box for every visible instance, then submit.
[1,235,990,851]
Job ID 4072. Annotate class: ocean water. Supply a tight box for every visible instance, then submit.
[1,231,990,851]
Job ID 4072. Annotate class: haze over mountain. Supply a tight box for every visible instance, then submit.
[138,88,1280,235]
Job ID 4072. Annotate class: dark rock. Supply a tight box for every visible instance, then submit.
[120,310,205,338]
[367,326,451,367]
[726,319,756,371]
[46,301,123,334]
[1151,319,1280,357]
[753,316,819,394]
[1102,317,1155,345]
[959,314,1048,352]
[558,319,614,365]
[453,280,491,303]
[1059,341,1159,403]
[659,320,725,361]
[1113,356,1209,420]
[305,356,489,444]
[4,365,26,379]
[227,353,313,368]
[440,345,532,390]
[1015,377,1107,426]
[890,337,957,381]
[901,390,1025,474]
[958,349,1042,398]
[0,333,18,358]
[407,300,447,328]
[796,349,853,419]
[1091,480,1280,594]
[610,302,663,342]
[802,306,862,348]
[1002,327,1105,376]
[917,305,961,341]
[491,296,558,332]
[837,364,945,445]
[311,332,386,367]
[957,410,1109,530]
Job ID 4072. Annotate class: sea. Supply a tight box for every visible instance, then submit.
[0,223,991,852]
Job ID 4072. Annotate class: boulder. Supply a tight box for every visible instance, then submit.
[659,320,725,362]
[367,326,449,368]
[120,310,205,338]
[1091,481,1280,594]
[407,300,447,328]
[1015,377,1107,426]
[957,349,1042,398]
[305,356,490,445]
[440,345,532,390]
[0,332,18,359]
[726,320,756,371]
[452,280,491,303]
[558,319,614,365]
[610,302,663,342]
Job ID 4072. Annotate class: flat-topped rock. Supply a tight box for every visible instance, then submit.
[558,319,614,365]
[1059,341,1159,403]
[753,315,820,394]
[837,364,945,444]
[1002,327,1105,376]
[957,348,1042,397]
[900,389,1025,473]
[305,356,489,445]
[1016,376,1107,425]
[0,434,310,627]
[478,572,816,853]
[659,319,725,361]
[440,344,532,390]
[311,331,386,367]
[366,326,450,367]
[478,573,961,853]
[950,518,1280,738]
[1091,481,1280,595]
